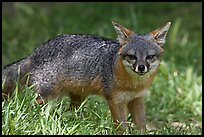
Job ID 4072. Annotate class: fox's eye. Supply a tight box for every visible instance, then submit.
[127,55,137,60]
[146,55,156,60]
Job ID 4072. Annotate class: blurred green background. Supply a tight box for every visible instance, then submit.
[2,2,202,135]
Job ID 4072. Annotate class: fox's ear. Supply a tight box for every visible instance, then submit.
[112,21,134,44]
[150,22,171,46]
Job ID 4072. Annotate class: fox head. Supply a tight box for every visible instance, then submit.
[112,21,171,76]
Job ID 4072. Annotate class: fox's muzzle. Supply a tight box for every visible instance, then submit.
[133,64,149,75]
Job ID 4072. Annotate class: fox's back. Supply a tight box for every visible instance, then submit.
[28,34,120,96]
[30,34,119,78]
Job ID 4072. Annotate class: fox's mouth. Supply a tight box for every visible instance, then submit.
[136,72,146,75]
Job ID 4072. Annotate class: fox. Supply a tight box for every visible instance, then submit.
[2,21,171,132]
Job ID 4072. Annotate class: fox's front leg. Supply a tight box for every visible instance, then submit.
[128,97,146,130]
[106,97,128,132]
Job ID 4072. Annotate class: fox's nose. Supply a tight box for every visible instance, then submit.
[138,65,145,72]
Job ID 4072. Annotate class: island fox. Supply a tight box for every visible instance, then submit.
[2,21,171,131]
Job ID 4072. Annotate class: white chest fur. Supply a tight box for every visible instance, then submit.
[113,89,148,104]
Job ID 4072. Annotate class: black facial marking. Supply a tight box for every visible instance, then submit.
[146,54,156,60]
[127,54,137,60]
[133,62,137,70]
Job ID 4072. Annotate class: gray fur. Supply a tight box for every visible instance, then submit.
[2,34,120,98]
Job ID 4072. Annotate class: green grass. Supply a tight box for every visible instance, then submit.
[2,2,202,135]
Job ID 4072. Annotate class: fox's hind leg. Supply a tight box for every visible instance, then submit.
[68,93,84,111]
[33,82,62,105]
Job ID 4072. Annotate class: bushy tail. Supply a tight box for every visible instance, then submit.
[2,57,31,100]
